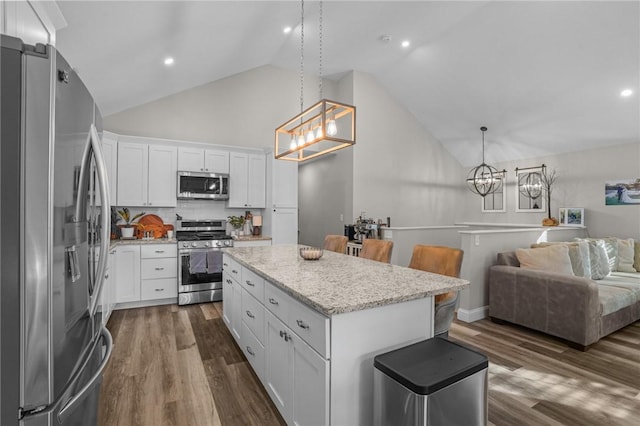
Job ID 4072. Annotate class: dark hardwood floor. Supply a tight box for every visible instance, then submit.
[98,303,640,426]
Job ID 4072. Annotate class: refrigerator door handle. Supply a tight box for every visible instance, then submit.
[19,326,113,422]
[87,124,111,319]
[57,326,113,424]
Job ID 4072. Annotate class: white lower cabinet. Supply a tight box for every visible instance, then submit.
[223,253,329,425]
[114,243,177,306]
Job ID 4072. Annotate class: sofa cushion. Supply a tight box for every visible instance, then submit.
[598,272,640,302]
[617,239,637,273]
[531,241,591,278]
[597,283,637,316]
[516,245,574,276]
[576,238,611,279]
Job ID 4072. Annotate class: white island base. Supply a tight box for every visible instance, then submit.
[223,246,468,426]
[330,297,433,425]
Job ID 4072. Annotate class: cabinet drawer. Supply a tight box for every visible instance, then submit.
[223,255,241,283]
[241,322,265,383]
[141,258,177,279]
[141,244,177,259]
[264,281,290,323]
[241,288,265,343]
[241,267,264,302]
[288,297,330,359]
[141,278,177,300]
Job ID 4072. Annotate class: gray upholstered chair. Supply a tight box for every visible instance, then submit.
[408,245,464,338]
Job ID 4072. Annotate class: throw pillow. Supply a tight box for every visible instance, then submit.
[516,245,575,276]
[575,238,611,280]
[601,237,619,271]
[530,241,591,278]
[617,238,637,273]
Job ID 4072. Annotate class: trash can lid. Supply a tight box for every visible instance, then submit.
[374,338,488,395]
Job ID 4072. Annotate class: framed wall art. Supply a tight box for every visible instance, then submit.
[605,179,640,205]
[559,207,584,226]
[515,166,545,212]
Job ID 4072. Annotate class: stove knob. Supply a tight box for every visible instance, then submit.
[204,241,210,247]
[216,241,222,247]
[225,240,231,247]
[182,242,189,248]
[191,242,197,248]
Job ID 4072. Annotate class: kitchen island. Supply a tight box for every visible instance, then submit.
[223,244,469,426]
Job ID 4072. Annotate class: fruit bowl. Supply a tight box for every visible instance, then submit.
[300,247,323,260]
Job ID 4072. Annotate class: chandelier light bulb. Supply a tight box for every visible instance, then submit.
[315,126,323,139]
[326,118,337,136]
[297,133,306,147]
[306,128,315,143]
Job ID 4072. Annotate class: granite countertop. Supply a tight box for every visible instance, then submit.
[225,244,469,316]
[110,238,177,248]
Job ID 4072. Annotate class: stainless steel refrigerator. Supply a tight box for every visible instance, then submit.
[1,35,113,426]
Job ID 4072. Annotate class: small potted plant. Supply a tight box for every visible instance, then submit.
[117,208,145,238]
[227,215,245,236]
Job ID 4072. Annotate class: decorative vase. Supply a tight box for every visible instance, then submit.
[121,226,135,238]
[542,217,559,227]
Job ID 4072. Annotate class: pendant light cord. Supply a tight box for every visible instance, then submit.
[318,0,323,100]
[299,0,305,115]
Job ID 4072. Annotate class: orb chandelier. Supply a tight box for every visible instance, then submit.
[274,0,356,162]
[516,165,545,200]
[466,127,505,197]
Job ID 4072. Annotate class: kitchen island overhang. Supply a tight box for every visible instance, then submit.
[222,244,469,426]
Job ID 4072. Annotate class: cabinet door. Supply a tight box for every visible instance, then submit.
[117,142,148,206]
[228,152,249,208]
[272,159,298,208]
[204,149,230,173]
[272,208,298,245]
[230,278,242,342]
[147,145,177,207]
[292,337,329,426]
[222,273,233,328]
[100,133,118,206]
[178,147,205,172]
[247,154,266,208]
[265,311,292,422]
[115,245,141,303]
[101,249,117,325]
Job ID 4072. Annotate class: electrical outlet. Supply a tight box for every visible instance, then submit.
[475,235,480,246]
[340,214,344,221]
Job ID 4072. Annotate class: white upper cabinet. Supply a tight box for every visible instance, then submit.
[117,142,148,207]
[178,147,229,174]
[148,145,178,206]
[97,132,118,206]
[117,141,177,207]
[271,157,298,208]
[228,152,266,208]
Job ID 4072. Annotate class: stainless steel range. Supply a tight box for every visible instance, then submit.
[176,219,233,305]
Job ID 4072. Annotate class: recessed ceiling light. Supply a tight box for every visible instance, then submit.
[620,89,633,97]
[164,57,174,66]
[283,26,292,34]
[401,40,410,48]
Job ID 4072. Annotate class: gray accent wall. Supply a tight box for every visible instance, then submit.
[462,142,640,238]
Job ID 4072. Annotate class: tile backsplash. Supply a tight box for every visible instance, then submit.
[114,200,261,234]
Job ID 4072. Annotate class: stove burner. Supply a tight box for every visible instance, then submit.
[177,232,231,241]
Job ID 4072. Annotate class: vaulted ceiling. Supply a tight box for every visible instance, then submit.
[56,1,640,167]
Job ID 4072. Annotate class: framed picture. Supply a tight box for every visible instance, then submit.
[515,166,545,212]
[559,207,584,226]
[605,179,640,205]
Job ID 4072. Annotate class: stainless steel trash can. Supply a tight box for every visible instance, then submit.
[373,338,488,426]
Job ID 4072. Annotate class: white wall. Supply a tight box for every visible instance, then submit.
[351,71,466,226]
[105,64,337,150]
[462,142,640,239]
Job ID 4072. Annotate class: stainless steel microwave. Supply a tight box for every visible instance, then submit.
[177,171,229,200]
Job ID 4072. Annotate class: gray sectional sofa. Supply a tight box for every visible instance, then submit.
[489,240,640,350]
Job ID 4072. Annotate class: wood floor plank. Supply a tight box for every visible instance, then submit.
[100,305,640,426]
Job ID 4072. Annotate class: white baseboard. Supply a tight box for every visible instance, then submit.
[456,306,489,323]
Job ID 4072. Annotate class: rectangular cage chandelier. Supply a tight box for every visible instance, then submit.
[274,99,356,162]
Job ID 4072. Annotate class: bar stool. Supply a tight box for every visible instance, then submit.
[323,235,348,254]
[408,245,464,338]
[359,239,394,264]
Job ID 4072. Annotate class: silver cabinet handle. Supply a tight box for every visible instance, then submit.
[155,288,164,292]
[246,346,255,356]
[232,269,238,274]
[246,280,255,287]
[246,310,255,319]
[104,274,109,280]
[268,298,279,305]
[279,330,291,342]
[226,279,233,285]
[223,262,229,267]
[155,250,165,253]
[296,319,309,330]
[155,267,164,271]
